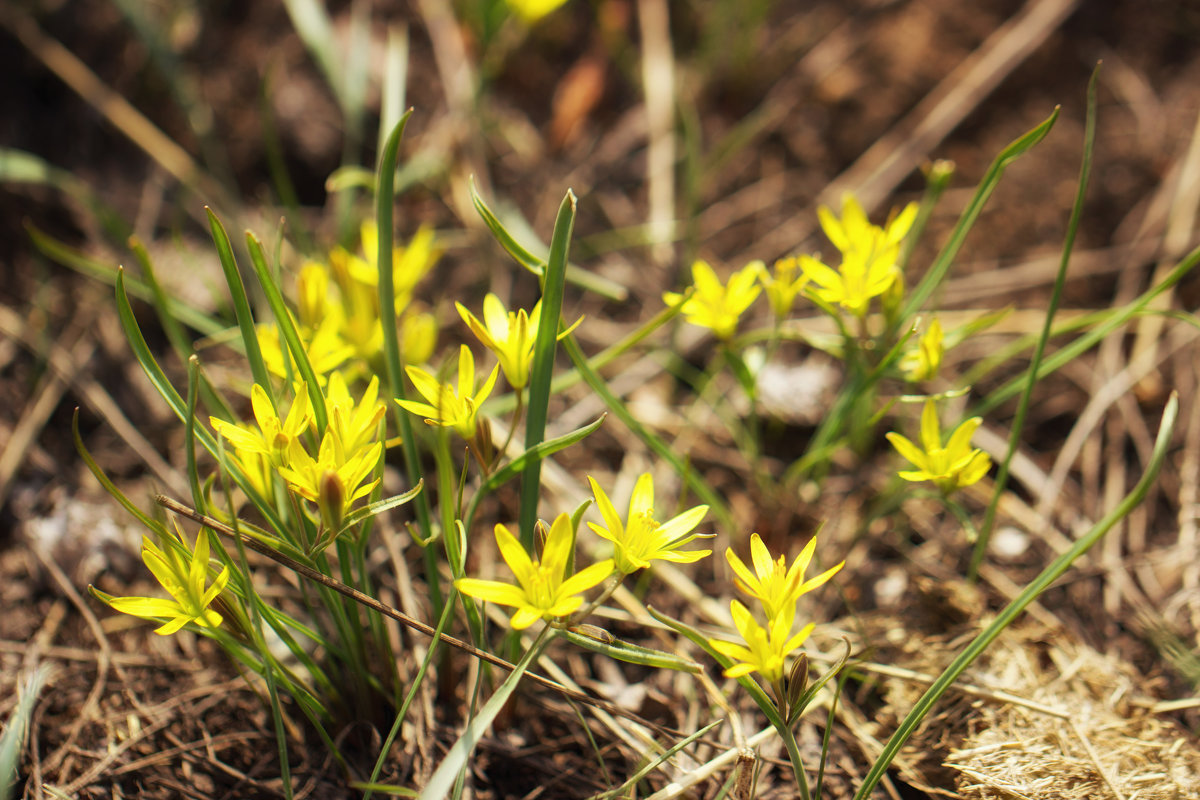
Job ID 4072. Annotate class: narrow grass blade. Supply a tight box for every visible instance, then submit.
[207,208,275,404]
[470,177,544,275]
[27,225,222,336]
[470,180,627,300]
[971,66,1099,578]
[1,148,129,242]
[376,111,441,613]
[561,628,701,672]
[244,231,328,434]
[590,719,723,800]
[114,269,288,535]
[972,244,1200,417]
[853,394,1178,800]
[418,630,551,800]
[74,408,168,536]
[282,0,341,98]
[898,108,1059,327]
[518,189,576,550]
[362,591,457,800]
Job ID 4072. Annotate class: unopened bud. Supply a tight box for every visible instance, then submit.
[318,470,345,533]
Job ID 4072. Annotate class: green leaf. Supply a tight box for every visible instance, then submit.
[339,481,424,532]
[971,70,1097,579]
[418,630,551,800]
[898,108,1059,326]
[518,189,576,551]
[206,208,275,406]
[561,628,701,672]
[244,231,328,434]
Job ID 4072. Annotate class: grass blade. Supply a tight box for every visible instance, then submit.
[244,231,328,434]
[518,189,576,550]
[206,207,275,405]
[418,630,551,800]
[898,108,1059,327]
[376,110,441,614]
[970,65,1099,578]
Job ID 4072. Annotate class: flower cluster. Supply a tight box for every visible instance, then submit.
[456,473,712,628]
[258,221,440,388]
[710,533,842,687]
[211,378,385,546]
[662,193,919,339]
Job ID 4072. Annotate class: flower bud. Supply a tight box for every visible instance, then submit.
[318,470,346,533]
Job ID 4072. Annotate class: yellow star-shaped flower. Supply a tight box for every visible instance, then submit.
[397,345,499,440]
[886,399,992,494]
[725,533,843,627]
[92,528,230,636]
[587,473,711,575]
[664,260,762,340]
[455,514,614,630]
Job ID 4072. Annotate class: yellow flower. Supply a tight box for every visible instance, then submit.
[818,193,916,259]
[92,528,229,635]
[725,533,843,627]
[760,257,809,321]
[801,195,918,318]
[663,260,762,340]
[587,473,710,574]
[277,430,382,532]
[296,261,331,330]
[505,0,569,23]
[324,372,385,457]
[397,345,500,440]
[709,600,814,684]
[886,399,992,494]
[401,307,438,366]
[210,383,312,468]
[256,319,354,384]
[455,514,614,630]
[456,294,542,390]
[325,222,440,365]
[900,317,944,382]
[335,221,439,301]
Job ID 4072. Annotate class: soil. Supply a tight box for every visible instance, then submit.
[3,0,1200,798]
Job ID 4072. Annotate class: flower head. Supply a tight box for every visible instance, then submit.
[397,345,499,440]
[455,514,614,629]
[277,430,382,533]
[710,600,814,684]
[760,256,809,321]
[587,473,711,575]
[210,383,313,468]
[725,533,843,627]
[663,260,762,340]
[324,372,386,457]
[93,528,230,635]
[800,195,918,318]
[457,294,543,390]
[886,399,992,494]
[900,317,944,382]
[505,0,569,23]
